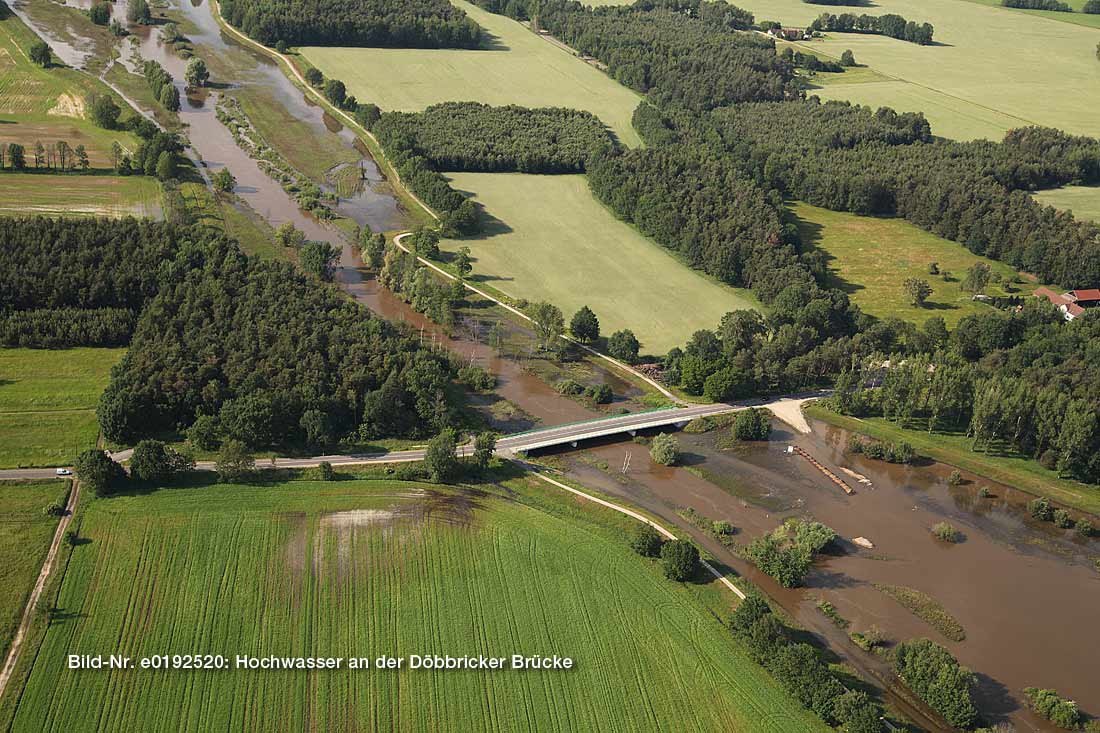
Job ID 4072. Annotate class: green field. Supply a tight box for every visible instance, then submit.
[10,476,828,731]
[793,202,1038,326]
[0,174,162,218]
[1033,185,1100,223]
[806,403,1100,516]
[963,0,1100,30]
[734,0,1100,141]
[0,348,125,468]
[442,173,760,354]
[300,1,643,147]
[0,480,67,660]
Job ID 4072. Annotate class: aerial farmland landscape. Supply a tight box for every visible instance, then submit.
[1,0,1099,730]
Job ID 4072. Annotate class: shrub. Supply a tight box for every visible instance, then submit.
[932,521,961,543]
[947,469,963,486]
[659,539,699,581]
[215,439,255,483]
[846,434,864,453]
[1052,508,1073,529]
[1023,687,1081,729]
[893,639,977,729]
[89,2,111,25]
[649,432,680,466]
[316,461,335,481]
[832,690,883,733]
[729,594,771,635]
[712,520,735,538]
[733,408,771,441]
[1028,497,1054,521]
[43,502,64,517]
[585,383,613,404]
[1075,518,1095,537]
[977,486,992,498]
[742,519,836,587]
[629,523,663,557]
[304,67,323,86]
[607,329,640,363]
[129,439,193,483]
[885,440,914,464]
[555,378,583,396]
[457,364,495,391]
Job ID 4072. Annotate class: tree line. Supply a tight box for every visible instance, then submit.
[809,12,935,45]
[479,0,798,111]
[370,102,615,173]
[220,0,482,49]
[1,140,90,172]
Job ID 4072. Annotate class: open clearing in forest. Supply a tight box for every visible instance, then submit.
[0,174,161,218]
[1033,185,1100,223]
[0,348,125,468]
[442,173,760,355]
[10,476,828,732]
[793,202,1038,327]
[0,480,67,661]
[299,1,643,147]
[734,0,1100,141]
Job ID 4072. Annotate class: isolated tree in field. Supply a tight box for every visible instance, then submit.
[129,439,193,483]
[659,539,699,581]
[300,241,340,282]
[607,329,640,363]
[7,143,25,170]
[840,49,856,66]
[275,221,305,249]
[213,166,236,193]
[215,439,255,482]
[29,40,51,67]
[425,427,460,482]
[74,449,126,497]
[304,67,323,87]
[629,523,663,557]
[185,57,209,88]
[734,408,771,441]
[322,78,346,107]
[961,262,991,294]
[74,144,89,172]
[569,305,600,343]
[472,431,497,470]
[649,432,680,466]
[528,301,565,351]
[903,277,933,307]
[126,0,151,24]
[454,246,472,278]
[89,94,121,129]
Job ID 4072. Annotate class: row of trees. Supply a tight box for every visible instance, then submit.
[1,140,89,172]
[379,243,467,328]
[370,102,615,173]
[810,12,935,45]
[220,0,482,49]
[480,0,799,111]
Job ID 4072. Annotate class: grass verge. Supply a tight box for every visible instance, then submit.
[873,584,966,642]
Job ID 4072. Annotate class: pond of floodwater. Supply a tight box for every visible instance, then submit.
[543,418,1100,732]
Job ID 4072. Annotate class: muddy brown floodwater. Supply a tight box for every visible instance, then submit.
[544,419,1100,732]
[16,2,1100,730]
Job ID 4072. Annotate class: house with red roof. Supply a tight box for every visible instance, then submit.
[1032,287,1100,321]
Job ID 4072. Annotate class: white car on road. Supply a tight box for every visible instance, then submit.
[55,468,72,476]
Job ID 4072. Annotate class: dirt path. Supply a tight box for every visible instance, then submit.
[0,479,81,698]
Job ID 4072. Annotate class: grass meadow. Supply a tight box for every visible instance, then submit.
[300,1,643,147]
[1033,185,1100,224]
[442,173,761,354]
[0,174,162,218]
[0,348,125,468]
[0,480,68,660]
[10,476,828,732]
[734,0,1100,140]
[792,203,1038,326]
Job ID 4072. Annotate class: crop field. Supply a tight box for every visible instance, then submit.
[0,480,68,660]
[792,203,1038,326]
[0,13,143,159]
[963,0,1100,29]
[10,477,828,732]
[299,1,643,147]
[0,348,125,468]
[1033,185,1100,223]
[0,174,161,218]
[442,173,760,354]
[734,0,1100,141]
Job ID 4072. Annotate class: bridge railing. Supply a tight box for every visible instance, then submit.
[503,406,680,440]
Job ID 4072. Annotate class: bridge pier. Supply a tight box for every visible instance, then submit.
[628,430,636,437]
[571,441,577,448]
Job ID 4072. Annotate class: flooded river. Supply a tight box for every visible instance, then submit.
[13,0,1100,729]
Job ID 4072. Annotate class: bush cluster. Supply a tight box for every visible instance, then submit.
[742,519,836,587]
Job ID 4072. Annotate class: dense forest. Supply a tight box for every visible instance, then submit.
[220,0,482,48]
[481,0,798,111]
[371,102,615,173]
[809,13,935,45]
[0,218,460,450]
